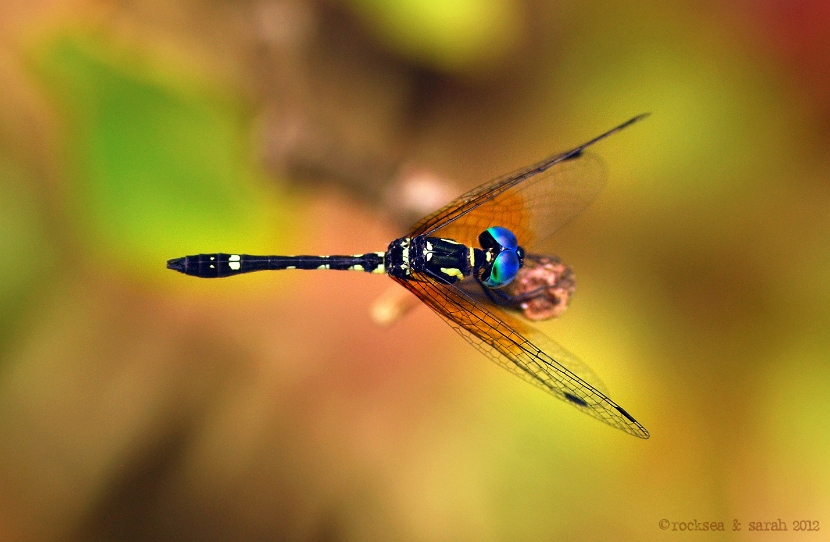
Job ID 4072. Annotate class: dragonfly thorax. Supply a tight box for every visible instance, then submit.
[385,226,525,288]
[386,236,471,283]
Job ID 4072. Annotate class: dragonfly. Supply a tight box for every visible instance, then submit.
[167,114,650,439]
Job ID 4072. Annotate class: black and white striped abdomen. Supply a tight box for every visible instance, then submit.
[167,252,386,278]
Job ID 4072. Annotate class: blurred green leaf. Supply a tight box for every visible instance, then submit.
[29,35,291,274]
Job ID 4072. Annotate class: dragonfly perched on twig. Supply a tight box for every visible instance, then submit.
[167,114,650,438]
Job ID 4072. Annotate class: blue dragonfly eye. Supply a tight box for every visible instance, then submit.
[480,226,518,251]
[483,249,521,288]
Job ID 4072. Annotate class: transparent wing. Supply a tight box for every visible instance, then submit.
[454,275,607,393]
[395,273,649,439]
[408,115,647,251]
[515,325,610,396]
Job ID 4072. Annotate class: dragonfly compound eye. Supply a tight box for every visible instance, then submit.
[483,249,521,288]
[479,226,519,252]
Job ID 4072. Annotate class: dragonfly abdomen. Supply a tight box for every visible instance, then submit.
[167,252,386,278]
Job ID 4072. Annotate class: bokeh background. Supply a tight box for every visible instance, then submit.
[1,0,829,540]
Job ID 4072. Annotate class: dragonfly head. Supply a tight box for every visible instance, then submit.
[477,226,525,288]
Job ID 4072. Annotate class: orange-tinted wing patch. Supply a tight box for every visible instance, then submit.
[408,115,648,251]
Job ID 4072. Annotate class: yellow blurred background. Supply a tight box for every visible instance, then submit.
[1,0,829,540]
